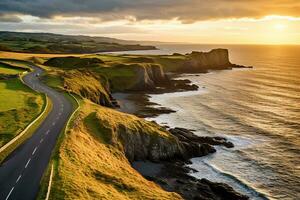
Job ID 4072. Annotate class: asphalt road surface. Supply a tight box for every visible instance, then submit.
[0,65,73,200]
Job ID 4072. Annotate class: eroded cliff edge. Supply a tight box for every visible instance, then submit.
[40,49,250,199]
[42,48,249,108]
[49,99,248,200]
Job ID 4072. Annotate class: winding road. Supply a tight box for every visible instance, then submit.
[0,65,73,200]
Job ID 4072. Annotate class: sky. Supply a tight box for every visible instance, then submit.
[0,0,300,44]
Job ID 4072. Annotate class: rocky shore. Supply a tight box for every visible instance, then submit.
[113,54,252,199]
[115,90,250,199]
[134,160,249,200]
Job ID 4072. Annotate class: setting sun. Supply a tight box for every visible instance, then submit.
[274,24,287,31]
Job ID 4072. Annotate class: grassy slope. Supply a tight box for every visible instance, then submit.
[0,94,51,163]
[0,61,45,147]
[48,100,181,200]
[0,77,45,147]
[64,70,112,106]
[0,62,25,74]
[39,54,173,92]
[0,32,156,54]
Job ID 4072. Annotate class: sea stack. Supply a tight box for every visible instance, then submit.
[180,48,237,72]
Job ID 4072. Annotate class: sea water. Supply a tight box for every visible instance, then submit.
[113,44,300,200]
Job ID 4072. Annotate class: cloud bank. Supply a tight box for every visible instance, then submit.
[1,0,300,22]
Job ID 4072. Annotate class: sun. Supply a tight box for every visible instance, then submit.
[274,24,286,31]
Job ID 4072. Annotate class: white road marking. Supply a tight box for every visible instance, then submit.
[32,147,38,155]
[16,175,22,183]
[52,122,56,126]
[40,138,44,143]
[25,158,31,168]
[59,112,62,116]
[46,130,50,135]
[5,187,14,200]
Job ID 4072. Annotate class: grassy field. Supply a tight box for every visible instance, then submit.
[0,62,25,74]
[0,76,44,148]
[0,32,156,54]
[0,51,85,61]
[0,94,51,163]
[42,99,181,200]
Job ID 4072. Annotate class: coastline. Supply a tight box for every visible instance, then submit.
[113,73,250,199]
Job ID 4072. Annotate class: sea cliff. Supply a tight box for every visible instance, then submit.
[178,49,249,72]
[37,48,250,199]
[47,99,248,199]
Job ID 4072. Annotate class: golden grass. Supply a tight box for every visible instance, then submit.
[0,51,85,61]
[63,70,112,106]
[49,100,182,200]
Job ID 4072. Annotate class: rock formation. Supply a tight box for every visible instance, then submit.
[178,48,250,73]
[131,63,169,90]
[63,69,118,107]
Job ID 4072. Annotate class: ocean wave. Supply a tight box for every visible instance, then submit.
[191,159,271,200]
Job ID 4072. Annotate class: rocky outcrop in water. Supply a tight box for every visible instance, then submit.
[118,124,234,162]
[178,49,250,73]
[146,161,249,200]
[169,127,234,148]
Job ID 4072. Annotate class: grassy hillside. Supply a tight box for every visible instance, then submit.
[0,77,44,147]
[0,62,25,74]
[40,54,183,93]
[47,100,181,200]
[64,70,113,106]
[0,31,157,54]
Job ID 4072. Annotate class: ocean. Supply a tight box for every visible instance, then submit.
[112,44,300,200]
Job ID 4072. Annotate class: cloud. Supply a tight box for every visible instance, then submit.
[0,14,22,23]
[0,0,300,22]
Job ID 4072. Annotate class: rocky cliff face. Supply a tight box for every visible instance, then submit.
[73,101,247,200]
[87,107,183,162]
[89,106,232,162]
[63,70,117,107]
[132,63,169,90]
[179,49,238,72]
[118,123,183,161]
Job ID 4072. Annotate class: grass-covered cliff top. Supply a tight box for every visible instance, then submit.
[48,99,181,199]
[0,49,235,109]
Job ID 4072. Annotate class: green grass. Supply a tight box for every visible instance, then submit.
[0,78,44,147]
[0,32,156,54]
[84,54,131,63]
[0,78,34,111]
[44,74,64,89]
[0,94,51,163]
[44,56,104,69]
[153,55,186,72]
[0,63,25,74]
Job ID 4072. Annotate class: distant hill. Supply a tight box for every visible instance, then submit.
[0,31,157,54]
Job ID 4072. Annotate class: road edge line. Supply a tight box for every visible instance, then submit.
[0,91,49,155]
[66,93,80,129]
[45,164,54,200]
